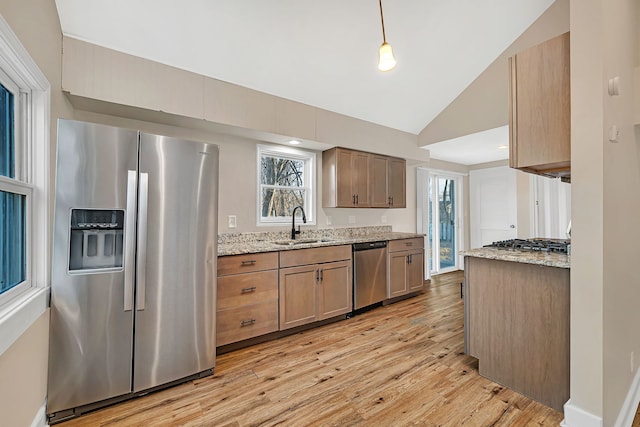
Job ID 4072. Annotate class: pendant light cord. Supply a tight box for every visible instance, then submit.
[379,0,387,43]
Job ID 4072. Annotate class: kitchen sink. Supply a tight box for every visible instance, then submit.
[271,239,333,246]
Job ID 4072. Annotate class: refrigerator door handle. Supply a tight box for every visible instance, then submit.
[136,172,149,311]
[124,170,137,311]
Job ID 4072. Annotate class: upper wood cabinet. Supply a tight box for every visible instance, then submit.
[509,32,570,182]
[323,148,370,207]
[323,147,406,208]
[387,157,406,208]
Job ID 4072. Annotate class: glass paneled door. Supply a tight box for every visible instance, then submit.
[427,173,461,274]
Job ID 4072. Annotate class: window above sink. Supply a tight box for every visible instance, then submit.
[257,144,316,227]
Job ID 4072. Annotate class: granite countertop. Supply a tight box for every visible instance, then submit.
[218,226,424,256]
[460,247,570,269]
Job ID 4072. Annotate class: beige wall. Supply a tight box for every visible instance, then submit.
[570,0,640,424]
[0,312,50,427]
[600,0,640,423]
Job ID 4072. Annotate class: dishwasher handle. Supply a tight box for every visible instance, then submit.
[353,241,387,251]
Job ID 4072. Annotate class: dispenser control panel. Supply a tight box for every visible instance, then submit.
[69,209,125,272]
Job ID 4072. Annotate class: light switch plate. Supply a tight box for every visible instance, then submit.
[348,215,356,224]
[228,215,237,228]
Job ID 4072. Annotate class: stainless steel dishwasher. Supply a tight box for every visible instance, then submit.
[353,241,388,311]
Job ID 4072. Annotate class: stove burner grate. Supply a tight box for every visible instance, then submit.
[484,239,569,253]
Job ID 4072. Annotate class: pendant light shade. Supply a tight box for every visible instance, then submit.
[377,0,396,72]
[378,42,396,72]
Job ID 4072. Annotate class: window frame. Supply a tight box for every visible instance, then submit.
[256,144,316,227]
[0,176,32,300]
[0,14,51,357]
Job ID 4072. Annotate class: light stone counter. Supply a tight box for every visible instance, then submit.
[218,226,424,257]
[460,247,570,269]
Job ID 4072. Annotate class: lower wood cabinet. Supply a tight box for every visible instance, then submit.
[217,239,423,345]
[388,238,425,298]
[216,252,279,346]
[279,245,352,330]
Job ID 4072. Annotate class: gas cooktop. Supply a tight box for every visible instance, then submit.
[484,238,570,253]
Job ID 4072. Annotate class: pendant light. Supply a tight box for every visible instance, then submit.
[377,0,397,71]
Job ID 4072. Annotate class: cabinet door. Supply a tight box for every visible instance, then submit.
[353,151,371,207]
[407,250,425,292]
[388,252,408,298]
[370,155,389,207]
[279,265,318,330]
[388,158,406,208]
[336,149,356,207]
[317,260,352,320]
[509,32,570,172]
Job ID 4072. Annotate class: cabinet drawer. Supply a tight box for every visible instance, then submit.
[388,238,424,253]
[279,245,351,268]
[217,270,278,310]
[218,252,279,276]
[217,301,279,346]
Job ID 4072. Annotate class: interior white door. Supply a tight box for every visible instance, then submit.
[470,166,517,248]
[532,175,571,238]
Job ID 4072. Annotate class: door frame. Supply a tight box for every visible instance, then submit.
[417,168,465,277]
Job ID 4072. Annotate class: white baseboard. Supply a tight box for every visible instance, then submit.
[30,401,48,427]
[614,367,640,427]
[561,399,602,427]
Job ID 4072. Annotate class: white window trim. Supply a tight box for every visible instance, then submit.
[0,15,51,356]
[256,144,316,227]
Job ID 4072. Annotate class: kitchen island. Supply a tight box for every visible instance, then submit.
[461,247,570,412]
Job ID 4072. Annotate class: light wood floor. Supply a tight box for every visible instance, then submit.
[61,271,564,426]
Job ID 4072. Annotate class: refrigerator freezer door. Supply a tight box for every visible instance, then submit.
[133,133,218,392]
[48,120,138,414]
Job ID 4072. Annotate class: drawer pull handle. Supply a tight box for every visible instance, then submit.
[241,286,257,293]
[241,260,257,266]
[405,242,413,246]
[240,319,256,327]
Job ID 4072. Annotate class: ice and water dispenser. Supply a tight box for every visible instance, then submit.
[69,209,125,272]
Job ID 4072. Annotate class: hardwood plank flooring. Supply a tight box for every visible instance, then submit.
[60,271,564,426]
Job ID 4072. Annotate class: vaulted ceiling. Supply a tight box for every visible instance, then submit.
[54,0,556,138]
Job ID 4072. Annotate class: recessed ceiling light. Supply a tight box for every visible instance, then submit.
[498,145,508,149]
[289,140,302,145]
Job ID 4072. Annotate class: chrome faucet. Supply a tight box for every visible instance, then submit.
[291,205,307,240]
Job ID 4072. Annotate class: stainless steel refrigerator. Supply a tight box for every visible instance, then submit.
[47,119,218,423]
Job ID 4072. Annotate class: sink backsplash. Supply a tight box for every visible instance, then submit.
[218,226,393,245]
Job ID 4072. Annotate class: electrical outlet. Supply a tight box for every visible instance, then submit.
[381,215,387,224]
[228,215,237,229]
[348,215,356,224]
[326,216,332,225]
